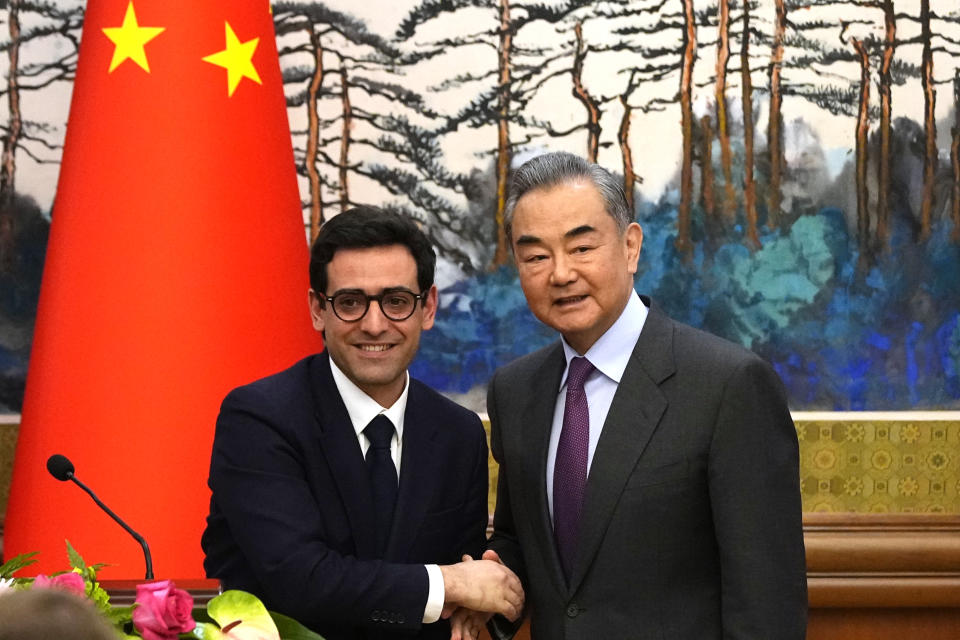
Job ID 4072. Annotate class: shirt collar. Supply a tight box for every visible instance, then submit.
[328,356,408,439]
[560,289,648,389]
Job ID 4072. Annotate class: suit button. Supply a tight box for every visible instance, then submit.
[371,610,380,622]
[566,604,579,618]
[398,614,405,624]
[388,612,397,623]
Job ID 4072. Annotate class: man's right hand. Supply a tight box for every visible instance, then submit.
[449,607,490,640]
[440,554,524,621]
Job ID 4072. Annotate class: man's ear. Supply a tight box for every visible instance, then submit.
[625,222,643,275]
[308,289,325,332]
[420,285,438,331]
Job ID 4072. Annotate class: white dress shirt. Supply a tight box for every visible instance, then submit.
[328,359,445,624]
[546,290,649,518]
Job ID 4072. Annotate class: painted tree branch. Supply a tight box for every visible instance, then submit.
[741,0,760,250]
[767,0,786,228]
[571,21,602,163]
[677,0,697,259]
[304,21,324,240]
[875,0,895,251]
[851,37,871,267]
[919,0,936,241]
[1,0,22,207]
[715,0,736,219]
[490,0,513,267]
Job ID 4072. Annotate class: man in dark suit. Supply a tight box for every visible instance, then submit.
[202,207,523,639]
[470,152,806,639]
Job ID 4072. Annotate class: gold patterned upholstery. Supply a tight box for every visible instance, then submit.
[483,413,960,515]
[0,421,17,524]
[795,413,960,513]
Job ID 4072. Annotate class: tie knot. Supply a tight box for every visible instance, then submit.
[364,415,394,450]
[566,357,594,392]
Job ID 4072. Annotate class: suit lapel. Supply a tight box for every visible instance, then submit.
[309,353,378,559]
[568,302,676,593]
[386,381,441,560]
[519,343,568,595]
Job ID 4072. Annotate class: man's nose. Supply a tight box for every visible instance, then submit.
[359,299,390,334]
[550,254,577,286]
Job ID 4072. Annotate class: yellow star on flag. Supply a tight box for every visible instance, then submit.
[202,22,262,97]
[102,1,165,73]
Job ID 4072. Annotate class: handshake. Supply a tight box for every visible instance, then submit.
[440,550,524,640]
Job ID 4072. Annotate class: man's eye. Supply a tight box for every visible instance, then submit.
[573,245,592,253]
[525,254,547,263]
[385,295,408,307]
[339,297,363,309]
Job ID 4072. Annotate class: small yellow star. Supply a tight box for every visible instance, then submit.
[202,22,261,97]
[102,1,165,73]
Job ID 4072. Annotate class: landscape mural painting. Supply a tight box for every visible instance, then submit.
[1,0,959,414]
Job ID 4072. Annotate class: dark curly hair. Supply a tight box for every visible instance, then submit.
[309,206,436,295]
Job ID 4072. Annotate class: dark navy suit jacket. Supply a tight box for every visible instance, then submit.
[202,353,488,639]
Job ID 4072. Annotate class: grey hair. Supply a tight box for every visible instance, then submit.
[503,151,633,240]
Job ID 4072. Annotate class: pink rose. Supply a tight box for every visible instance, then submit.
[132,580,196,640]
[32,572,86,595]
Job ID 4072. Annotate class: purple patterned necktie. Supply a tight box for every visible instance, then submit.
[553,356,595,581]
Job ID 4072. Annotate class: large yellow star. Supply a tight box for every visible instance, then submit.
[102,1,164,73]
[202,22,261,97]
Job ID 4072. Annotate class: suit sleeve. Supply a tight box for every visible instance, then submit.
[207,384,429,633]
[424,410,489,622]
[485,370,527,640]
[708,357,808,639]
[461,412,491,561]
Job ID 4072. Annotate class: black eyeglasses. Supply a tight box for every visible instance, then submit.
[320,289,428,322]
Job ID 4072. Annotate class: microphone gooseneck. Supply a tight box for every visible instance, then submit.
[45,454,155,580]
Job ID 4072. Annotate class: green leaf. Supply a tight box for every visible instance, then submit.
[65,539,88,574]
[207,590,280,640]
[106,604,135,626]
[192,606,215,625]
[269,611,326,640]
[88,580,113,615]
[0,551,39,578]
[185,622,223,640]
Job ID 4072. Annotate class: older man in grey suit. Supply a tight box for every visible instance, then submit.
[456,152,806,640]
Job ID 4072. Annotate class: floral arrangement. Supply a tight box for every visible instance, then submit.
[0,542,323,640]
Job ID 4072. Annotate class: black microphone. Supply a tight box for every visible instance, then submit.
[46,454,154,579]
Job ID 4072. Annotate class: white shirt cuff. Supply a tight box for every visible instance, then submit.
[422,564,444,623]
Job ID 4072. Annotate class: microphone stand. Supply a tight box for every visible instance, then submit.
[67,472,154,580]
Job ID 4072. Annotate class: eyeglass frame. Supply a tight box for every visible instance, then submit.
[317,287,430,323]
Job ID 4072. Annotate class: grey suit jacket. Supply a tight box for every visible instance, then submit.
[487,299,807,639]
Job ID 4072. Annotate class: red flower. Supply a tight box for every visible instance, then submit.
[32,572,86,595]
[132,580,196,640]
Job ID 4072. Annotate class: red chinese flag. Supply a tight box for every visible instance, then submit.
[4,0,320,578]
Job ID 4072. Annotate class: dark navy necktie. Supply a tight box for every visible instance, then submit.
[553,356,595,581]
[364,414,397,555]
